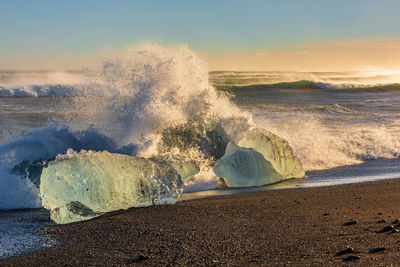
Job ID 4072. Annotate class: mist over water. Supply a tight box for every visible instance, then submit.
[1,43,400,209]
[233,86,400,170]
[211,70,400,88]
[0,44,253,209]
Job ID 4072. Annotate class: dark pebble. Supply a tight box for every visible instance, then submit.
[335,247,354,256]
[392,219,400,225]
[342,255,360,262]
[391,229,399,233]
[369,247,386,253]
[377,225,394,233]
[343,219,357,226]
[323,212,330,216]
[376,219,387,224]
[126,254,149,264]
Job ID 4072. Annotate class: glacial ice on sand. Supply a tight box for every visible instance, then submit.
[40,150,183,224]
[214,142,281,187]
[238,129,305,180]
[214,129,305,187]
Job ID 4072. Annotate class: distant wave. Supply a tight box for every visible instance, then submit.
[2,79,400,97]
[215,80,400,92]
[0,84,86,97]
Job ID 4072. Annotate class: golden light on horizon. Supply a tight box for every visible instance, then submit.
[203,37,400,72]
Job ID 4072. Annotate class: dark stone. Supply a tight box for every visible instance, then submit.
[126,254,149,264]
[335,247,354,256]
[342,255,360,262]
[377,225,394,233]
[369,247,386,253]
[66,201,99,217]
[391,229,399,233]
[323,212,330,216]
[343,219,357,226]
[392,219,400,225]
[376,219,387,224]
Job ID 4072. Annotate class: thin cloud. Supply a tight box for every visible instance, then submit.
[255,52,268,57]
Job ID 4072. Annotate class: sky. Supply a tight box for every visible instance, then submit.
[1,0,400,71]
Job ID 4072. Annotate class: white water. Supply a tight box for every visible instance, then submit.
[211,69,400,88]
[0,44,252,209]
[253,110,400,171]
[1,44,400,210]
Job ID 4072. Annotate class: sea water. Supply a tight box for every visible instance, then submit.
[1,44,400,256]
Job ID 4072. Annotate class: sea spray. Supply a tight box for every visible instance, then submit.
[3,44,400,210]
[254,110,400,171]
[0,43,253,209]
[85,43,253,145]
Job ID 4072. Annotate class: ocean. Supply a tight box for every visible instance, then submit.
[1,44,400,257]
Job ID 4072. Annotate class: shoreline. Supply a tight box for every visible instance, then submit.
[2,179,400,265]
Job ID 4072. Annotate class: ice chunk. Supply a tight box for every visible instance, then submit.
[213,129,305,187]
[238,129,305,180]
[160,118,230,161]
[213,142,281,187]
[40,150,183,224]
[169,161,200,181]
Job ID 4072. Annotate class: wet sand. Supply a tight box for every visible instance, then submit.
[2,179,400,266]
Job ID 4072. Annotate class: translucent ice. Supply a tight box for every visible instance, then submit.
[169,161,200,181]
[214,129,305,187]
[238,129,305,180]
[213,143,281,187]
[40,150,183,224]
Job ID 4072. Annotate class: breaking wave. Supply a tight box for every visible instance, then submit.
[1,44,400,210]
[217,80,400,92]
[0,43,252,209]
[0,85,86,97]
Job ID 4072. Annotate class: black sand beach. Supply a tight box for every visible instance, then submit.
[2,179,400,266]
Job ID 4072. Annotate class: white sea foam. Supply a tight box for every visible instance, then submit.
[0,43,252,209]
[211,69,400,87]
[255,113,400,171]
[1,44,400,210]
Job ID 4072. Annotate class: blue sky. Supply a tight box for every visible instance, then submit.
[1,0,400,70]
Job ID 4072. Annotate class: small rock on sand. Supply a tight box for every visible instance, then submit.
[369,247,386,253]
[126,254,149,264]
[335,247,354,256]
[343,220,357,226]
[377,225,394,233]
[376,219,387,224]
[342,255,360,262]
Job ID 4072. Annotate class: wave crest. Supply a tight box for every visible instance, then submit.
[0,43,253,209]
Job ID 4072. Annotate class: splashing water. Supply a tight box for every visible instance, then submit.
[2,44,400,210]
[0,43,253,209]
